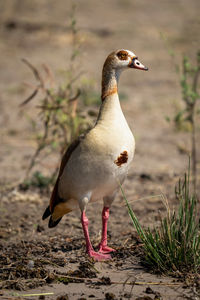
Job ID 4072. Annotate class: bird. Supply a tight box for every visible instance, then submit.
[42,49,148,261]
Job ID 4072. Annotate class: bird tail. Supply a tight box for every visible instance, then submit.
[42,178,71,228]
[42,176,63,228]
[42,205,51,220]
[48,216,62,228]
[42,205,63,228]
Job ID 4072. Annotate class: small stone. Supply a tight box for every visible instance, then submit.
[46,272,55,283]
[27,260,34,269]
[37,224,44,232]
[105,292,116,300]
[145,287,154,294]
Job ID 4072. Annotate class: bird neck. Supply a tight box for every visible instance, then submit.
[96,67,125,126]
[101,66,121,102]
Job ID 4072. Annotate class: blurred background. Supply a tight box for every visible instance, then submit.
[0,0,199,192]
[0,2,200,296]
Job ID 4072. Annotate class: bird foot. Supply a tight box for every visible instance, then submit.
[98,244,116,254]
[87,249,111,261]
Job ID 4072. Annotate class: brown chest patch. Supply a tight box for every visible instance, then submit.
[114,151,128,167]
[101,86,118,102]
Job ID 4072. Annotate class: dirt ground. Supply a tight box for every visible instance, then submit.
[0,0,200,299]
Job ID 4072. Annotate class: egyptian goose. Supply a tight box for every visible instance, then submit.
[42,49,148,261]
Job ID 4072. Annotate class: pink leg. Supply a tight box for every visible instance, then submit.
[98,207,116,254]
[81,211,111,261]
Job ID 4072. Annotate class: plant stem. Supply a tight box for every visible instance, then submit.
[191,59,200,195]
[191,116,197,194]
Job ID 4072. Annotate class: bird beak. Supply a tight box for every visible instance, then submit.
[129,57,148,71]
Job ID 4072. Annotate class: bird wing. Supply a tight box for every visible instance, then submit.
[49,134,85,213]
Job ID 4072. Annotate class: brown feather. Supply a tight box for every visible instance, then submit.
[49,134,85,213]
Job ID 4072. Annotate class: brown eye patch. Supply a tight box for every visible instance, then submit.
[116,50,128,60]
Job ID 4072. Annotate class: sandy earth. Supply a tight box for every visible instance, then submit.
[0,0,200,299]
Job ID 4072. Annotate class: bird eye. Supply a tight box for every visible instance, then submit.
[117,51,128,60]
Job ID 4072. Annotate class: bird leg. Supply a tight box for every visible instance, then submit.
[98,207,116,254]
[81,211,111,261]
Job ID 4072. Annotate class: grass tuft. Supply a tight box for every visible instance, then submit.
[119,165,200,274]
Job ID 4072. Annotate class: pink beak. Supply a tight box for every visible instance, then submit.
[129,57,148,71]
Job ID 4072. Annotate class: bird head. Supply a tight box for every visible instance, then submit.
[104,49,148,72]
